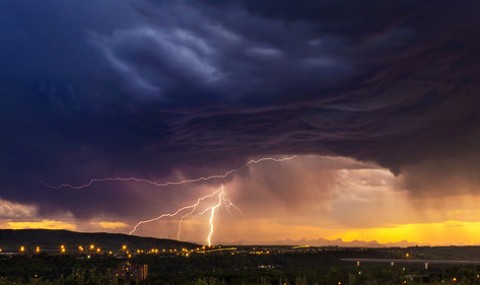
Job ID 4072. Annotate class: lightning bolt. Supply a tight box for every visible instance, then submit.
[40,155,295,246]
[40,156,296,190]
[130,185,236,246]
[207,190,222,247]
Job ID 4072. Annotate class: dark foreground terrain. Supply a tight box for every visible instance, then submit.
[1,230,480,284]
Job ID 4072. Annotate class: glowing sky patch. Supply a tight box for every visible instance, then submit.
[5,220,76,231]
[331,221,480,246]
[0,199,37,219]
[97,221,129,230]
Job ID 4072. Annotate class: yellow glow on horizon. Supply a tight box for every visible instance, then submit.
[97,221,129,229]
[6,220,76,230]
[329,220,480,245]
[197,217,480,246]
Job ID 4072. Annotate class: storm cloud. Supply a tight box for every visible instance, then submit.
[1,0,480,225]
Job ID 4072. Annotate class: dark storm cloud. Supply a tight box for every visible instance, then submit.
[91,0,352,100]
[1,0,480,219]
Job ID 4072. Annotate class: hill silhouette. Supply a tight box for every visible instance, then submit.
[0,229,198,253]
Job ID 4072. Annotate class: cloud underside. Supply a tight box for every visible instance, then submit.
[3,155,480,245]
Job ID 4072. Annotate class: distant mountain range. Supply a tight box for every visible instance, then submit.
[271,238,416,247]
[0,229,198,253]
[223,238,416,247]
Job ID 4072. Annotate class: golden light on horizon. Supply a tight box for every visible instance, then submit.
[97,221,128,229]
[329,220,480,245]
[35,246,40,253]
[20,246,25,253]
[6,220,75,230]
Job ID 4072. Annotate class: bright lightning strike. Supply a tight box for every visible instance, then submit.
[39,155,294,246]
[130,185,237,246]
[40,156,296,190]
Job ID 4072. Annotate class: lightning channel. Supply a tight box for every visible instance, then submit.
[128,189,220,236]
[40,156,294,246]
[130,185,237,246]
[41,155,296,190]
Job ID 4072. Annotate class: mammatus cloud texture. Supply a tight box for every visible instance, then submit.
[1,0,480,244]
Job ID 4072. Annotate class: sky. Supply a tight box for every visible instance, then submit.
[1,0,480,246]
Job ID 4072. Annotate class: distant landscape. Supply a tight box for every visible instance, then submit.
[1,230,480,284]
[267,238,415,248]
[0,229,197,253]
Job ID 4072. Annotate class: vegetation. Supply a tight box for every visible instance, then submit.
[0,252,479,284]
[0,229,197,253]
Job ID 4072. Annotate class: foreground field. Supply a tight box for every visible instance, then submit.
[1,246,480,285]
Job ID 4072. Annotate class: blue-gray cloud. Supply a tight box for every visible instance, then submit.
[90,1,352,100]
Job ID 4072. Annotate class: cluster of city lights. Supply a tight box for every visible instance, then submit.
[6,244,225,258]
[1,243,280,260]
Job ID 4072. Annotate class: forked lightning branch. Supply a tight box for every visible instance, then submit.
[41,156,296,246]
